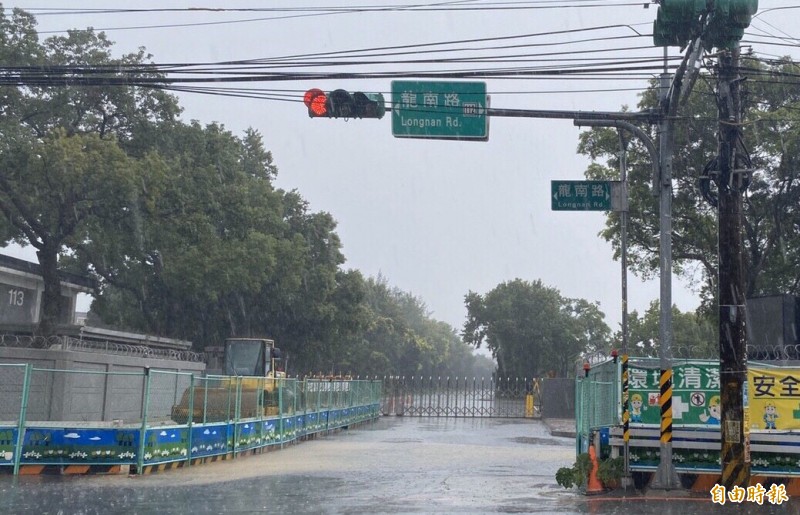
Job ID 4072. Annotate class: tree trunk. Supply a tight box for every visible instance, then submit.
[36,246,64,337]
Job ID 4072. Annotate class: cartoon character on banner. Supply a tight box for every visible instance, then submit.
[630,393,645,423]
[763,402,779,430]
[700,395,721,425]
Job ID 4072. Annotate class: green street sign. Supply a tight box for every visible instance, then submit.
[551,180,622,211]
[391,80,488,140]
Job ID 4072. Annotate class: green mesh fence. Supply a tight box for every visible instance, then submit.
[20,368,148,424]
[0,364,26,424]
[0,362,383,474]
[576,358,620,454]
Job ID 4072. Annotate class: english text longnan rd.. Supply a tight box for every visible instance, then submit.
[400,116,442,128]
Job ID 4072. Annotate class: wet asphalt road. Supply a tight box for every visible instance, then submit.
[1,417,796,514]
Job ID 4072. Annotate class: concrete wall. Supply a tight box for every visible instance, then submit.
[0,346,205,423]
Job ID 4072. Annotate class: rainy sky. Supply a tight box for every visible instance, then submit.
[5,1,800,335]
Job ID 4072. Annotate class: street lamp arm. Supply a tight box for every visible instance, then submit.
[572,119,659,193]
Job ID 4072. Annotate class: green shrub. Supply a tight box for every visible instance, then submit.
[597,456,624,486]
[556,453,623,490]
[555,452,591,489]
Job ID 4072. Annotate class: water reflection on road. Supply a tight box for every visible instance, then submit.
[1,417,796,514]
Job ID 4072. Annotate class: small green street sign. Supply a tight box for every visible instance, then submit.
[551,180,622,211]
[391,80,488,140]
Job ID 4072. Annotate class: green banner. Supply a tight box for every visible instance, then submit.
[629,363,720,426]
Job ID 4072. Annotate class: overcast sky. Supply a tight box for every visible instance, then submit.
[5,1,799,340]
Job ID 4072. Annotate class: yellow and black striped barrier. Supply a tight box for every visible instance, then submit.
[659,369,672,445]
[622,354,629,444]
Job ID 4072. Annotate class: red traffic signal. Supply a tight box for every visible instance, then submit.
[303,88,385,119]
[304,88,328,117]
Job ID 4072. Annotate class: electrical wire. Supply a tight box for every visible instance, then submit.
[3,3,798,108]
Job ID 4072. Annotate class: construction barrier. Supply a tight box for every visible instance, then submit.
[0,363,381,475]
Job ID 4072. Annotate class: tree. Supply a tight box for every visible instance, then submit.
[0,130,162,335]
[625,301,716,359]
[463,279,610,378]
[336,276,486,378]
[0,9,179,334]
[0,7,482,380]
[82,121,368,372]
[578,57,800,311]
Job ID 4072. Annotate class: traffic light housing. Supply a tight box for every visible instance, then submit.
[303,89,386,119]
[652,0,706,48]
[652,0,758,49]
[705,0,758,50]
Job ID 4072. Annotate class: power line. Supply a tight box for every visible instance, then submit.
[20,1,654,34]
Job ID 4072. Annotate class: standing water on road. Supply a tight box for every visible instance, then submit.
[1,417,792,514]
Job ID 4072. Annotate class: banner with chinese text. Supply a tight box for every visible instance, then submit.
[628,362,720,426]
[748,366,800,431]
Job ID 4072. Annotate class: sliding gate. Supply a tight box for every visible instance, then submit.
[381,376,543,418]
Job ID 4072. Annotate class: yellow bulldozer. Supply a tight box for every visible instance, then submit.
[171,338,287,423]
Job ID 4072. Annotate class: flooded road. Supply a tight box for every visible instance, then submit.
[1,417,794,514]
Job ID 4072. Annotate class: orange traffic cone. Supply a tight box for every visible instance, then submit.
[586,444,605,495]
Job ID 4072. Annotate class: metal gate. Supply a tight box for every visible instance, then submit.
[381,376,541,418]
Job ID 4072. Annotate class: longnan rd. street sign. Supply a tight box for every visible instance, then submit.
[391,80,488,140]
[551,180,623,211]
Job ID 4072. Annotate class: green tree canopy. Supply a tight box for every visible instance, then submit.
[335,276,489,378]
[0,7,497,379]
[463,279,610,378]
[624,301,717,359]
[578,57,800,311]
[0,7,179,334]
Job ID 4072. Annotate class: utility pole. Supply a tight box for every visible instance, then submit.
[651,67,679,491]
[572,116,661,488]
[717,44,750,490]
[650,0,758,490]
[618,129,632,486]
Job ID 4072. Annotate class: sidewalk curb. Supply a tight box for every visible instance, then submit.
[542,418,577,439]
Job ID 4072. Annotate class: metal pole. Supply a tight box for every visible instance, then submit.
[651,70,679,490]
[575,119,655,484]
[619,129,629,370]
[12,364,31,476]
[618,130,632,484]
[136,367,151,475]
[186,373,194,467]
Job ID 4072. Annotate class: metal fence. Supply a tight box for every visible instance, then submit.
[0,364,382,475]
[381,376,547,418]
[0,334,203,362]
[576,358,619,454]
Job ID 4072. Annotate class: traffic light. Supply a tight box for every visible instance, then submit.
[303,89,386,119]
[652,0,758,49]
[652,0,705,48]
[304,88,329,117]
[705,0,758,50]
